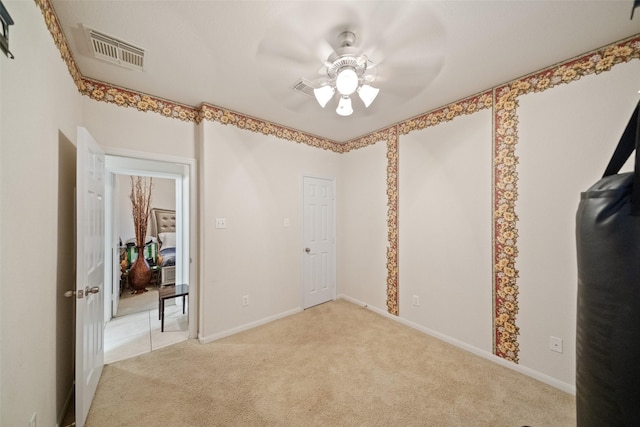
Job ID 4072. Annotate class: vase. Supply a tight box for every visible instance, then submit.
[128,246,151,294]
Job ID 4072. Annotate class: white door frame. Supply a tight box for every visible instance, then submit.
[301,174,336,309]
[103,148,198,339]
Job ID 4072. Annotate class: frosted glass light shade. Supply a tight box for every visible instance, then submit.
[335,68,358,95]
[336,96,353,116]
[313,85,335,108]
[357,84,380,108]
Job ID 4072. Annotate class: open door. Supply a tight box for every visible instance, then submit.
[75,127,105,426]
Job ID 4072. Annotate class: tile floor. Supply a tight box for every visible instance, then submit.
[104,301,189,364]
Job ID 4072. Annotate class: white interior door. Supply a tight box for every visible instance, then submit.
[76,127,105,427]
[302,176,336,309]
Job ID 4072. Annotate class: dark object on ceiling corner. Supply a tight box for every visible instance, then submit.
[0,0,14,59]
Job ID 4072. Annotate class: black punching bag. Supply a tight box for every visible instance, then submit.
[576,101,640,426]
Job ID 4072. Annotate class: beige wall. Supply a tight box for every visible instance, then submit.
[399,109,493,352]
[516,60,640,385]
[391,61,640,390]
[337,141,388,309]
[198,121,339,339]
[0,1,84,425]
[81,99,196,160]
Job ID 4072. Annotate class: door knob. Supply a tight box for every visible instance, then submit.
[305,248,311,253]
[64,286,98,299]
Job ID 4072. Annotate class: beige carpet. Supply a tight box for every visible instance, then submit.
[87,299,575,426]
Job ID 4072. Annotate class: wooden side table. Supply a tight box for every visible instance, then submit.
[158,283,189,332]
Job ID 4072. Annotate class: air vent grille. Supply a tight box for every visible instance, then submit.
[292,78,315,97]
[84,26,145,71]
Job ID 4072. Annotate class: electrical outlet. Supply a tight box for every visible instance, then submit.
[242,295,249,307]
[550,336,563,353]
[29,412,36,427]
[215,218,226,229]
[412,295,420,306]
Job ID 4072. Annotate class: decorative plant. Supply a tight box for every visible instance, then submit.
[129,176,153,248]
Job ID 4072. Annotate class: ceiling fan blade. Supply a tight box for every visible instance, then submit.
[255,2,447,116]
[256,3,362,66]
[255,3,365,108]
[374,56,445,99]
[260,79,322,113]
[375,49,445,74]
[257,42,318,69]
[379,80,436,100]
[315,38,336,63]
[358,2,446,71]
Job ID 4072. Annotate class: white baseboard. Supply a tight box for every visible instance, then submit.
[337,294,576,395]
[198,307,302,344]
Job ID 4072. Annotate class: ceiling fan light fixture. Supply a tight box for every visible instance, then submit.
[336,96,353,116]
[357,84,380,108]
[335,67,358,95]
[313,85,335,108]
[304,31,380,116]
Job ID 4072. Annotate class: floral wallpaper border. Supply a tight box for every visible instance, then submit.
[385,128,399,315]
[35,0,83,90]
[34,0,343,150]
[35,0,640,361]
[397,92,494,136]
[382,92,494,315]
[335,91,493,316]
[492,35,640,363]
[83,78,200,122]
[199,104,343,152]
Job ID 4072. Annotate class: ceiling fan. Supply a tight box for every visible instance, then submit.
[255,2,445,118]
[313,30,380,116]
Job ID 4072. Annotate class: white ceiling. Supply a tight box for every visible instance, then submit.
[51,0,640,142]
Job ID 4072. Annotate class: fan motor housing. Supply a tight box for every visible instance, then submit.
[327,54,368,79]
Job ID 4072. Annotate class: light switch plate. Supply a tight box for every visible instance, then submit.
[215,218,226,229]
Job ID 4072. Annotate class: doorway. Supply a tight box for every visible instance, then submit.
[103,154,196,361]
[62,143,197,426]
[111,174,177,318]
